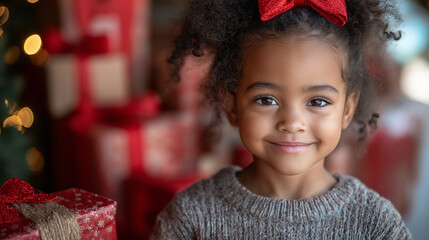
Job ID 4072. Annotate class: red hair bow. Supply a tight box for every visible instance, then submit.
[0,178,57,224]
[258,0,348,26]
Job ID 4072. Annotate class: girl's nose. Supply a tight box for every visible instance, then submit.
[276,107,306,133]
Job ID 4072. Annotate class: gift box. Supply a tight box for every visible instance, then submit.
[91,112,200,201]
[120,171,200,239]
[50,93,160,193]
[46,53,129,118]
[58,0,151,93]
[0,179,118,239]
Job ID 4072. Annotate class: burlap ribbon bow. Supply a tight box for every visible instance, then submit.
[0,178,80,240]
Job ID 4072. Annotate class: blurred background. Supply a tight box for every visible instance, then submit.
[0,0,428,239]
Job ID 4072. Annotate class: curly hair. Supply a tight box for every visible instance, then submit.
[167,0,401,141]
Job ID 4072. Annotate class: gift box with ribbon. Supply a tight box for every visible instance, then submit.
[46,51,130,118]
[57,0,151,93]
[90,112,200,201]
[0,178,118,239]
[50,92,161,193]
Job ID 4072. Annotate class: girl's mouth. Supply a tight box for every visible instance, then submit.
[268,141,313,154]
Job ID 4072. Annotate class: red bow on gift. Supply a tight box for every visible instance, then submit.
[0,178,57,224]
[258,0,348,26]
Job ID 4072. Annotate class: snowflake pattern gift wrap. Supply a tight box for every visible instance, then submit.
[0,184,118,240]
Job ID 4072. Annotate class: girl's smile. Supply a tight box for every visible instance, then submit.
[228,35,359,199]
[267,141,314,154]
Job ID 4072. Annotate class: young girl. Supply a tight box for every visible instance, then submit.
[152,0,412,239]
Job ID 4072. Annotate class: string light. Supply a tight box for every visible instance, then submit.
[23,34,42,55]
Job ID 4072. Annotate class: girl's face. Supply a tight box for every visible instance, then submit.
[227,35,358,176]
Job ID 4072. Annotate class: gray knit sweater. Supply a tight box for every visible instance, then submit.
[151,166,412,239]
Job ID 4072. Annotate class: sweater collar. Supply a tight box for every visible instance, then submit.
[214,166,358,222]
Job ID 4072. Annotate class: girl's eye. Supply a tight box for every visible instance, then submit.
[255,96,278,106]
[307,98,330,107]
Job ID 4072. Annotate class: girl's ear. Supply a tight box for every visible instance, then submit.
[342,91,360,130]
[225,93,239,127]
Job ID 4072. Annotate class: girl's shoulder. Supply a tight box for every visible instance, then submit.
[335,173,395,209]
[336,173,411,238]
[336,173,396,208]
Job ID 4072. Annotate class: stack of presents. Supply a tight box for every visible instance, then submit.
[0,0,253,239]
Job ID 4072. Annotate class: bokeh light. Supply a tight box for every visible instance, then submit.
[17,107,34,128]
[30,48,49,66]
[0,6,5,16]
[2,100,34,132]
[27,0,40,3]
[26,147,44,173]
[401,58,429,105]
[3,115,23,131]
[4,46,20,64]
[0,6,9,25]
[23,34,42,55]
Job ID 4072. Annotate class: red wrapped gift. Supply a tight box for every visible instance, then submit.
[58,0,151,93]
[120,171,200,239]
[0,179,118,239]
[46,52,130,118]
[51,109,99,192]
[50,93,160,192]
[91,112,200,201]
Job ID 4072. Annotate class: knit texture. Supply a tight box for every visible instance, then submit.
[151,166,412,239]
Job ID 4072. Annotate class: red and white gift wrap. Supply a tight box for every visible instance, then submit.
[46,52,129,118]
[0,188,117,240]
[58,0,151,92]
[91,112,201,200]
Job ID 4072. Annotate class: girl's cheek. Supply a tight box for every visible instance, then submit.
[239,108,273,137]
[241,110,272,131]
[310,111,343,139]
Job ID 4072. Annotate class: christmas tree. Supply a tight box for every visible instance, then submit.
[0,0,42,183]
